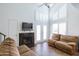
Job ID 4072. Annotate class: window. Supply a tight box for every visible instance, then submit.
[43,25,47,40]
[50,4,67,21]
[53,12,58,20]
[52,24,58,33]
[52,22,66,35]
[59,23,66,34]
[50,4,67,35]
[59,4,67,18]
[35,4,49,43]
[36,25,41,41]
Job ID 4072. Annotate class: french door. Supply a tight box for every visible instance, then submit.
[35,4,49,44]
[36,25,47,43]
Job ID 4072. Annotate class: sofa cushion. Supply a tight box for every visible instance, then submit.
[55,41,72,51]
[9,46,20,56]
[18,45,30,54]
[3,37,15,43]
[52,33,60,41]
[1,37,16,47]
[0,45,10,56]
[21,50,36,56]
[60,35,78,42]
[0,37,20,56]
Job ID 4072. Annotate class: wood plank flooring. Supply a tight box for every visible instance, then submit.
[31,42,70,56]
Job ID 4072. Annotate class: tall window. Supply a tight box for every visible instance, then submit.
[59,4,67,18]
[53,12,58,20]
[43,25,47,40]
[52,24,58,33]
[52,23,66,35]
[50,4,67,35]
[35,4,48,43]
[59,23,66,34]
[36,25,41,41]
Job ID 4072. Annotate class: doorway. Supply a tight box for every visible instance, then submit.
[35,4,49,44]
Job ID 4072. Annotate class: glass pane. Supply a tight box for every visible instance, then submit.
[36,25,41,41]
[38,5,48,22]
[53,12,58,20]
[52,24,58,33]
[59,4,67,18]
[43,25,47,40]
[59,23,66,34]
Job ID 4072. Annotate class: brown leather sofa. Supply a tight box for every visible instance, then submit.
[0,37,36,56]
[48,34,78,55]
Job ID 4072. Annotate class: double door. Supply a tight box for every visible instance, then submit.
[35,24,48,43]
[35,4,49,44]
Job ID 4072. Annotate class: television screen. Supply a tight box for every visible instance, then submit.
[22,22,33,31]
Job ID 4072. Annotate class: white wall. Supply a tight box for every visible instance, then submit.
[0,3,40,32]
[0,3,39,46]
[67,4,79,35]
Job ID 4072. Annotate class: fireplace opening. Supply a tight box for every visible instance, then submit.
[19,32,34,48]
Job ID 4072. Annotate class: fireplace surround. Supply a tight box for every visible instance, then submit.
[19,32,34,48]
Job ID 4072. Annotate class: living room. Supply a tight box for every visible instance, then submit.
[0,3,79,56]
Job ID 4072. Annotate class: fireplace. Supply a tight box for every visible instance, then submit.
[19,32,34,48]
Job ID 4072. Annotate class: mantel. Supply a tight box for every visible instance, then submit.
[19,31,34,33]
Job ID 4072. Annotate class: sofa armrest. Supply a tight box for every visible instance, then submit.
[67,42,77,52]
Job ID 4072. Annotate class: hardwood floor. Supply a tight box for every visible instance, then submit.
[31,42,70,56]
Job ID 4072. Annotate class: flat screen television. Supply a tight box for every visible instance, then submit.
[22,22,33,31]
